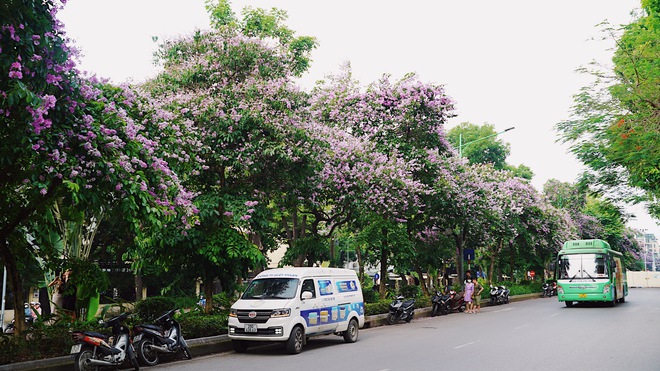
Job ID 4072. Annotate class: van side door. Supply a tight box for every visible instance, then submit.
[299,278,321,334]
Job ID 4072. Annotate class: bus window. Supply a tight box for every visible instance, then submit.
[558,254,608,279]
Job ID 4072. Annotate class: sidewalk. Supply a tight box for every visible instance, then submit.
[0,293,540,371]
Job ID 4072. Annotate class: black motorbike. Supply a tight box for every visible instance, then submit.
[387,296,415,324]
[133,309,192,366]
[431,291,449,316]
[489,284,510,305]
[70,312,139,371]
[541,282,557,297]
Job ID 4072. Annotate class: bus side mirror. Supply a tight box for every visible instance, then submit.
[549,262,556,271]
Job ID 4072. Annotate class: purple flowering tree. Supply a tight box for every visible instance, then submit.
[0,1,194,332]
[307,66,456,295]
[137,1,319,311]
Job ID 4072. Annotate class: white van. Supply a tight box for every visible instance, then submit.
[228,267,365,354]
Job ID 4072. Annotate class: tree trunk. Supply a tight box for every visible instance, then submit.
[509,240,515,281]
[454,225,466,288]
[488,239,502,285]
[0,239,25,334]
[134,273,143,301]
[329,238,335,267]
[202,265,215,314]
[379,227,389,299]
[356,245,364,281]
[414,266,428,295]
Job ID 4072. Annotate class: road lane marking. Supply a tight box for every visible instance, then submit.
[515,323,529,330]
[550,313,560,317]
[454,341,479,349]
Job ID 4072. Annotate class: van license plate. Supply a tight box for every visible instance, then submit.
[579,294,587,298]
[245,324,257,333]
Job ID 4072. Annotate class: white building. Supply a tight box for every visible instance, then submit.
[634,229,659,271]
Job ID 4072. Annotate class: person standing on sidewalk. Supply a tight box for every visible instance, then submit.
[464,278,475,313]
[473,279,484,313]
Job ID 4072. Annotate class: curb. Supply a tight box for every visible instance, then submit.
[0,293,540,370]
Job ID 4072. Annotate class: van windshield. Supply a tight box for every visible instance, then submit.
[242,278,299,299]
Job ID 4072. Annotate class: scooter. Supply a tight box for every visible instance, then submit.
[430,290,448,317]
[4,303,35,334]
[387,296,415,324]
[447,290,466,313]
[70,312,139,371]
[541,282,557,297]
[490,284,510,305]
[133,309,192,366]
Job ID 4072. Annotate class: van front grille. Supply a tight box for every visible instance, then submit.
[236,309,272,324]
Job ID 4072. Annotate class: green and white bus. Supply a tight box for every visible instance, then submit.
[556,239,628,307]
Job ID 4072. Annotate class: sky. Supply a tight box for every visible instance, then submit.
[56,0,658,235]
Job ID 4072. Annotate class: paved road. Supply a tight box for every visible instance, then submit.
[154,288,660,371]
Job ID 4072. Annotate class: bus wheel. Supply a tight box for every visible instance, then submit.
[609,290,616,307]
[565,301,573,307]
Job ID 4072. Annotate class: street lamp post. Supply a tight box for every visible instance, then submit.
[458,126,515,157]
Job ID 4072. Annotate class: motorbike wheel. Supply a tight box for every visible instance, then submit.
[73,348,97,371]
[343,318,359,343]
[137,338,159,366]
[441,303,450,315]
[458,303,466,312]
[285,326,304,354]
[405,313,413,323]
[431,304,439,317]
[386,313,398,325]
[180,337,193,359]
[127,345,140,371]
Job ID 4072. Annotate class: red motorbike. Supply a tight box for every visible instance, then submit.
[70,312,139,371]
[447,290,466,313]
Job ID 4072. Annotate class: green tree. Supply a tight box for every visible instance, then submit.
[447,122,511,170]
[557,1,660,218]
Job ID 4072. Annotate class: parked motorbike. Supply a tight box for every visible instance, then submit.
[541,282,557,297]
[3,303,35,334]
[70,312,139,371]
[447,290,466,313]
[431,291,448,317]
[387,296,415,324]
[489,284,510,305]
[133,309,192,366]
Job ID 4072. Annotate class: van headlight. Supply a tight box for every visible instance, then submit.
[271,308,291,318]
[229,308,237,318]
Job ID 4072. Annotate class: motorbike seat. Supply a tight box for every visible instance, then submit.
[141,324,162,331]
[402,299,415,307]
[83,331,108,339]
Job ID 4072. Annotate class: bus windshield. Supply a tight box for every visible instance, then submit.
[241,278,299,299]
[558,253,609,280]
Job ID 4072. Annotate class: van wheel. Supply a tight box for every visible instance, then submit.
[232,340,249,353]
[286,326,304,354]
[343,318,358,343]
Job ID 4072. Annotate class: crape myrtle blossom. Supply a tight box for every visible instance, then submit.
[308,66,455,156]
[299,122,428,225]
[1,0,198,333]
[1,0,197,229]
[143,29,312,219]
